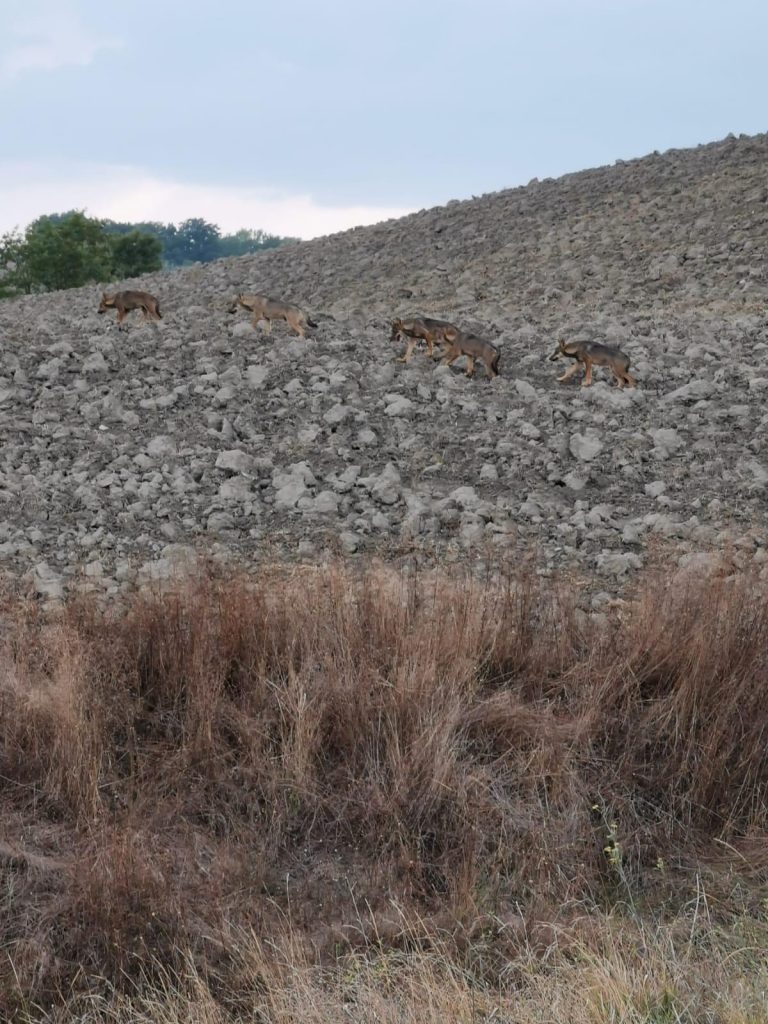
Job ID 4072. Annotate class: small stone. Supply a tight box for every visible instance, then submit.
[83,351,109,374]
[339,531,360,554]
[216,450,255,475]
[514,379,537,399]
[644,480,667,497]
[33,562,64,600]
[384,396,415,417]
[147,435,177,458]
[219,477,253,500]
[569,434,603,462]
[274,479,309,508]
[449,486,481,509]
[371,463,402,505]
[324,403,353,425]
[246,365,270,388]
[311,490,340,513]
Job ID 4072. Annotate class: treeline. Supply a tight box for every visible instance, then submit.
[0,211,297,298]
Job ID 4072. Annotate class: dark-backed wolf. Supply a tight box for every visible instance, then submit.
[391,316,459,362]
[548,338,636,388]
[98,290,162,326]
[229,294,317,338]
[440,329,500,379]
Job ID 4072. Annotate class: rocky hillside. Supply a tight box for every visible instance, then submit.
[1,132,767,599]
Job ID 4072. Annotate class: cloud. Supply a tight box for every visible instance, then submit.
[1,6,120,79]
[0,161,413,240]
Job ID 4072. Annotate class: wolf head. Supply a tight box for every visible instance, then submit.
[548,338,576,361]
[390,318,405,342]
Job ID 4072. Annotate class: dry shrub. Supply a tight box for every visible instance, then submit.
[592,576,768,835]
[0,611,104,818]
[0,561,765,1016]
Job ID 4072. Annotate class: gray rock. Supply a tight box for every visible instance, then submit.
[324,403,353,425]
[219,477,254,500]
[33,562,64,600]
[384,396,415,417]
[596,551,644,575]
[311,490,340,513]
[246,365,270,388]
[339,531,361,554]
[147,435,177,458]
[649,428,683,456]
[371,463,402,505]
[83,351,109,374]
[569,433,603,462]
[514,379,538,399]
[231,321,256,338]
[207,511,236,533]
[644,480,667,497]
[274,479,309,509]
[215,450,255,475]
[449,486,481,509]
[662,380,715,403]
[563,471,589,491]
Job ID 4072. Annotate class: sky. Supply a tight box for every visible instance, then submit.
[1,0,766,240]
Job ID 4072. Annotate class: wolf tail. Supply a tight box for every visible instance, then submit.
[307,317,318,329]
[156,303,163,319]
[492,349,501,376]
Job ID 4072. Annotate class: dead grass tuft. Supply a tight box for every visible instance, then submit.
[0,562,765,1018]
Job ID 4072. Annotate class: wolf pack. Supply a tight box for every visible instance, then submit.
[97,288,638,391]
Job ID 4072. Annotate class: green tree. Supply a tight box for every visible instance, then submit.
[218,228,298,258]
[0,229,32,297]
[97,216,298,266]
[102,218,168,238]
[110,230,163,278]
[173,218,221,264]
[0,211,301,302]
[24,211,114,291]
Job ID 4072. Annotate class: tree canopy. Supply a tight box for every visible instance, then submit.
[101,217,297,268]
[24,212,115,292]
[111,231,164,279]
[0,211,298,298]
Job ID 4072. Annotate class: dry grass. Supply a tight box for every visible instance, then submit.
[0,561,766,1020]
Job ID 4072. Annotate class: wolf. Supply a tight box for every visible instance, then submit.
[391,316,459,362]
[440,330,501,379]
[548,338,636,388]
[98,290,162,326]
[229,294,317,338]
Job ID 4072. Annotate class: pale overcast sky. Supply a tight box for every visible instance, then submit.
[1,0,766,239]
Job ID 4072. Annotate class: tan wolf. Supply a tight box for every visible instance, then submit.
[548,338,636,388]
[229,294,317,338]
[391,316,459,362]
[98,290,162,326]
[440,329,501,379]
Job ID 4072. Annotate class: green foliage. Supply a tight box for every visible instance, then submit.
[101,216,297,266]
[172,217,221,263]
[24,211,114,291]
[111,231,163,278]
[102,218,167,238]
[0,229,32,297]
[0,210,298,300]
[218,227,298,258]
